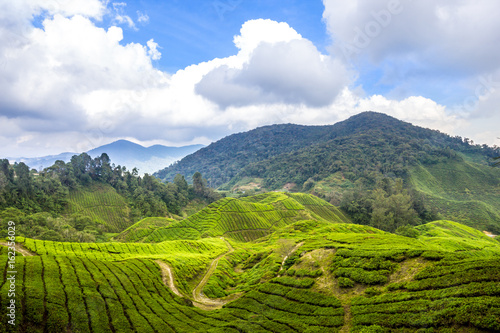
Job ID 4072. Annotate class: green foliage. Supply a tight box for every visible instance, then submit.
[146,192,348,243]
[114,217,175,243]
[338,277,354,288]
[409,160,500,232]
[270,276,316,289]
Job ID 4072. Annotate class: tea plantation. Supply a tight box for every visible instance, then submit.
[1,193,500,332]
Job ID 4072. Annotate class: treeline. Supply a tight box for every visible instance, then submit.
[340,177,438,233]
[0,153,220,242]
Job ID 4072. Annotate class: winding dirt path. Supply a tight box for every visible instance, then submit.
[191,238,239,309]
[156,238,241,310]
[280,241,304,271]
[0,242,36,256]
[155,259,183,298]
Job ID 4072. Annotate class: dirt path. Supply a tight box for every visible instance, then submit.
[155,259,184,298]
[0,242,36,256]
[280,241,304,271]
[191,238,238,309]
[157,238,241,310]
[339,303,352,333]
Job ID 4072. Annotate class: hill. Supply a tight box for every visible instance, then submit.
[154,112,497,188]
[9,140,204,174]
[116,192,350,243]
[65,183,133,233]
[0,153,218,242]
[155,112,500,232]
[3,194,500,332]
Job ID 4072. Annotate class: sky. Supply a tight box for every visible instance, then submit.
[1,0,500,158]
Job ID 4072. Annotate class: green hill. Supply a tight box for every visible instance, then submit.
[65,183,132,233]
[409,160,500,233]
[154,112,500,232]
[114,217,176,242]
[3,200,500,332]
[125,192,350,243]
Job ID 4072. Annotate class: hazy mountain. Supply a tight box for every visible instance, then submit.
[10,140,204,174]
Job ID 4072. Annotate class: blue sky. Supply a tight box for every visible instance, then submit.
[1,0,500,157]
[95,0,330,72]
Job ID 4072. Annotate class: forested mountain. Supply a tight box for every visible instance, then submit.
[155,112,500,232]
[156,112,498,188]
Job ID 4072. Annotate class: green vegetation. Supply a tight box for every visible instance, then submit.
[1,113,500,331]
[409,160,500,233]
[154,112,500,232]
[139,192,349,243]
[114,217,175,242]
[1,192,500,332]
[0,153,221,241]
[66,183,132,232]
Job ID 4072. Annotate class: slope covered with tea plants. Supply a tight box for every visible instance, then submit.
[2,192,499,332]
[124,192,350,243]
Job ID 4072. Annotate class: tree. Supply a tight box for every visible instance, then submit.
[192,172,205,196]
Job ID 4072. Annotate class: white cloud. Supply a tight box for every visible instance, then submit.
[111,2,136,30]
[323,0,500,73]
[137,11,149,24]
[147,39,161,60]
[0,2,497,158]
[196,19,352,108]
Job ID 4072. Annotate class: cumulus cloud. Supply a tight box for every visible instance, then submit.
[0,1,497,158]
[196,19,351,108]
[323,0,500,73]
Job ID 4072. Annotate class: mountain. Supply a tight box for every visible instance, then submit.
[10,140,204,174]
[155,112,498,187]
[155,111,500,232]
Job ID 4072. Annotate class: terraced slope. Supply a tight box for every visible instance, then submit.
[65,183,132,232]
[2,196,500,332]
[138,192,349,243]
[409,160,500,233]
[115,217,175,243]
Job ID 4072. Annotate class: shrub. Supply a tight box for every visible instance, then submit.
[338,277,354,288]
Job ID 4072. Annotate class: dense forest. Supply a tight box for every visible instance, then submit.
[0,153,220,242]
[155,112,500,233]
[156,112,500,189]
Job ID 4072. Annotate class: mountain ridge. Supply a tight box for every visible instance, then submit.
[9,140,204,174]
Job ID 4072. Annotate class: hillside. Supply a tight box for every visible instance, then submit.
[3,193,500,332]
[0,153,217,242]
[115,192,350,243]
[65,183,133,233]
[154,112,498,188]
[155,112,500,232]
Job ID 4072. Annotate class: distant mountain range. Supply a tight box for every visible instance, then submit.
[9,140,204,175]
